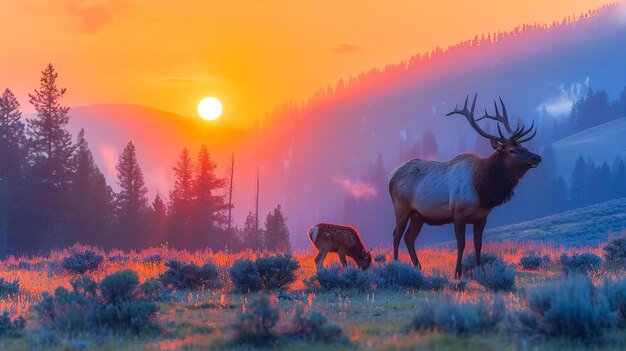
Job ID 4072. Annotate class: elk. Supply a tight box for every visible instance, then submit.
[388,94,541,279]
[308,223,372,270]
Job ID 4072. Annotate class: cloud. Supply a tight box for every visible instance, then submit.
[332,176,378,199]
[65,0,135,33]
[331,42,363,54]
[537,78,589,118]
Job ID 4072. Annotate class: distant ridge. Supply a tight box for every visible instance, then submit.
[486,198,626,245]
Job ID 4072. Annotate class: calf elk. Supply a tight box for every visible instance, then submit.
[308,223,372,270]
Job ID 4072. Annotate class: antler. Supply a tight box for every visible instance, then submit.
[446,93,507,144]
[447,94,537,144]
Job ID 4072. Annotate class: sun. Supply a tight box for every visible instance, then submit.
[198,97,222,121]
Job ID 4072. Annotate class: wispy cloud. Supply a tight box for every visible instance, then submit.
[65,0,135,33]
[331,42,363,54]
[332,176,377,199]
[537,77,589,118]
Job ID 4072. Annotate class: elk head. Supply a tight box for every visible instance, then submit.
[446,94,542,174]
[358,249,372,270]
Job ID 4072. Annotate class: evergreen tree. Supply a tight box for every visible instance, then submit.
[0,89,27,255]
[193,144,227,250]
[570,89,612,132]
[115,141,149,248]
[613,158,626,199]
[569,156,589,208]
[264,205,290,253]
[149,194,167,246]
[26,64,75,247]
[168,147,194,247]
[241,211,263,250]
[612,87,626,119]
[68,129,114,246]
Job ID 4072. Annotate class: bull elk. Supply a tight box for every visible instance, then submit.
[388,94,541,279]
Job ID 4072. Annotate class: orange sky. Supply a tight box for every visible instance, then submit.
[0,0,615,127]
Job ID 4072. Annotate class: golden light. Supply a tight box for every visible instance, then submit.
[197,97,223,120]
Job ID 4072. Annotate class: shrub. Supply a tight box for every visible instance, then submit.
[374,261,426,290]
[560,253,602,275]
[510,275,617,340]
[604,233,626,263]
[139,278,168,301]
[374,253,387,264]
[159,260,221,290]
[17,261,31,270]
[232,295,279,347]
[424,273,449,291]
[34,270,160,334]
[462,253,502,276]
[307,267,372,291]
[143,254,163,264]
[230,259,262,292]
[0,278,19,297]
[309,267,343,291]
[0,311,25,338]
[255,255,299,290]
[519,255,543,270]
[285,308,347,344]
[407,298,504,335]
[473,262,516,292]
[339,268,371,291]
[62,250,104,274]
[602,278,626,326]
[108,255,129,263]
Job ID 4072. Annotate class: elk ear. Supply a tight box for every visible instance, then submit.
[490,139,504,151]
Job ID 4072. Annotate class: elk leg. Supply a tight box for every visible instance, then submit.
[404,213,424,269]
[393,211,410,261]
[314,245,330,270]
[338,248,348,269]
[473,218,487,267]
[454,216,466,280]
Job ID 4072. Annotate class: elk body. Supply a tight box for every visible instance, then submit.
[308,223,372,270]
[388,95,541,278]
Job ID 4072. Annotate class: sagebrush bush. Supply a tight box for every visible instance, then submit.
[604,233,626,263]
[307,267,372,291]
[424,273,449,291]
[35,270,160,334]
[143,254,163,264]
[374,253,387,264]
[560,253,602,275]
[255,255,299,290]
[0,311,25,338]
[285,308,347,344]
[462,253,502,276]
[602,278,626,326]
[374,261,426,290]
[473,262,516,292]
[62,250,104,274]
[510,275,617,340]
[159,260,221,290]
[309,267,343,291]
[406,298,504,335]
[232,295,279,347]
[0,278,19,297]
[230,259,262,292]
[519,255,543,270]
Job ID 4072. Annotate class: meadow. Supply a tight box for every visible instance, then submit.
[1,238,626,351]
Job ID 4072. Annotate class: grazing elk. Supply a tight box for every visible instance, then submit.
[388,94,541,279]
[308,223,372,270]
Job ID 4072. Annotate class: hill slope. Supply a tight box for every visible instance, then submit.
[486,198,626,245]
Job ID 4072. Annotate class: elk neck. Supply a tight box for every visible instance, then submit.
[473,152,526,210]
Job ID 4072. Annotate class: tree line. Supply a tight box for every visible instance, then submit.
[0,64,291,256]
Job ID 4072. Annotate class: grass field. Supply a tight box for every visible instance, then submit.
[0,240,625,350]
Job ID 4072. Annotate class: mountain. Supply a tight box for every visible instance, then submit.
[486,197,626,245]
[553,117,626,179]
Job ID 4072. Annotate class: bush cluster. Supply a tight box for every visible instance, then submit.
[232,295,346,347]
[62,250,104,274]
[519,255,543,270]
[472,262,516,292]
[604,233,626,263]
[406,298,504,335]
[0,311,25,338]
[35,270,160,334]
[159,260,221,290]
[307,267,372,291]
[462,253,503,276]
[560,253,602,275]
[229,255,299,292]
[0,278,19,297]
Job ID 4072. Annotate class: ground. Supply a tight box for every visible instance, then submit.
[0,241,624,350]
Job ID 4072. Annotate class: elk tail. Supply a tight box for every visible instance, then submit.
[307,226,319,246]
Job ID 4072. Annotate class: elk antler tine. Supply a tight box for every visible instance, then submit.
[517,120,535,139]
[463,95,469,110]
[497,123,506,140]
[499,97,508,119]
[518,126,537,143]
[470,93,477,115]
[493,100,500,118]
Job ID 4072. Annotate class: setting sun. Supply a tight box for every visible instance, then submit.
[198,97,222,121]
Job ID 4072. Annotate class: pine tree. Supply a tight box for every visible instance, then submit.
[115,141,149,248]
[168,147,194,247]
[193,144,227,250]
[264,205,290,253]
[0,88,27,255]
[241,211,263,250]
[569,156,589,208]
[149,194,167,246]
[26,64,75,247]
[613,158,626,199]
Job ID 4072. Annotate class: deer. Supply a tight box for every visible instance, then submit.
[388,94,541,279]
[308,223,372,271]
